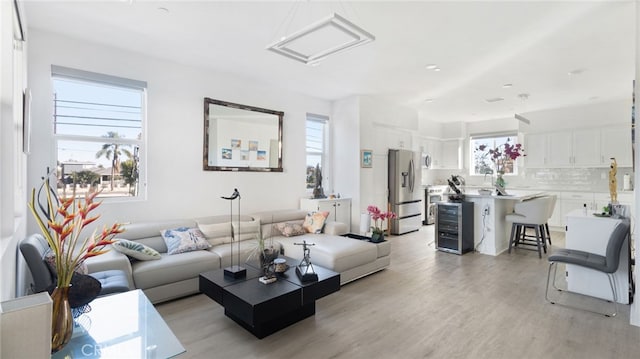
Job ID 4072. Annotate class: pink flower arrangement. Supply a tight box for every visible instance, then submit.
[367,205,397,235]
[477,139,525,174]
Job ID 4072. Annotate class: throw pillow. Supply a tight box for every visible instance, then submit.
[303,211,329,234]
[275,222,306,237]
[198,222,233,246]
[160,227,211,255]
[112,239,161,261]
[232,220,261,241]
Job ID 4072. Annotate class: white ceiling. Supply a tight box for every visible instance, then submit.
[22,0,636,123]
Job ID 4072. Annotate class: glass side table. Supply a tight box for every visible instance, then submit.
[52,289,185,358]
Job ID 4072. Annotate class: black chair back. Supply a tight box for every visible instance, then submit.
[19,234,54,293]
[604,221,630,273]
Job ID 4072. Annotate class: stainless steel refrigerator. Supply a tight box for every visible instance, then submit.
[388,149,423,235]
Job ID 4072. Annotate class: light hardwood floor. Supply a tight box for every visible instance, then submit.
[156,226,640,358]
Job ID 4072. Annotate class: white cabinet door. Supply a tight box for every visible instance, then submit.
[573,128,602,167]
[524,133,547,168]
[333,199,351,225]
[601,126,633,167]
[547,131,573,168]
[440,139,460,169]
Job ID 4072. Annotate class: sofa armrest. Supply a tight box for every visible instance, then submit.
[324,222,348,235]
[84,248,135,289]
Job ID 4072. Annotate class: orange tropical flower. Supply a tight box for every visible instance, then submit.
[28,172,124,288]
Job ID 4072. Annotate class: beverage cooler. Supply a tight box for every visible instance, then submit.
[435,202,474,254]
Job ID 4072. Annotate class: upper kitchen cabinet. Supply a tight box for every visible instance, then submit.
[525,126,630,168]
[524,133,548,168]
[601,126,633,167]
[440,139,462,169]
[416,137,442,168]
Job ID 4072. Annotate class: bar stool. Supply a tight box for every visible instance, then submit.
[505,196,553,258]
[521,194,557,247]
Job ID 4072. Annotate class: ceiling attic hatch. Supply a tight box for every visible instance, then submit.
[266,13,375,65]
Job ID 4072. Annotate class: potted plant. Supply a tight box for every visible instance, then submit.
[367,205,396,243]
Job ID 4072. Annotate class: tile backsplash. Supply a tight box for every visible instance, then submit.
[424,167,634,192]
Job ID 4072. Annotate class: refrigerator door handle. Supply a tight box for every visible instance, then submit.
[409,158,415,193]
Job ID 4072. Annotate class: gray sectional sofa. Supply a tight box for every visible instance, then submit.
[85,209,390,303]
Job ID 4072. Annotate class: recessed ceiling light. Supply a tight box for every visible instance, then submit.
[158,7,169,13]
[568,68,585,75]
[433,67,441,72]
[589,96,599,101]
[502,84,513,88]
[485,97,504,103]
[424,98,434,103]
[425,64,438,70]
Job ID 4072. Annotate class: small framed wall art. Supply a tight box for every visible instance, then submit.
[361,149,373,168]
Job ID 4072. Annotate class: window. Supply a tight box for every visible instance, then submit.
[470,133,520,176]
[305,114,329,190]
[52,66,146,199]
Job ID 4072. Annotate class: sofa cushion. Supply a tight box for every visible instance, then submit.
[303,211,329,234]
[132,250,220,289]
[112,239,161,261]
[160,227,211,255]
[198,222,233,246]
[278,234,377,273]
[275,222,306,237]
[210,240,269,269]
[122,219,196,253]
[232,220,261,241]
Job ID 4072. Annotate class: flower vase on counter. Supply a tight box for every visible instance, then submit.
[495,172,507,196]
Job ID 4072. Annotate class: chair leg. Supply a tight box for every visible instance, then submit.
[545,223,552,245]
[508,223,516,253]
[540,225,547,253]
[534,225,542,258]
[545,261,618,317]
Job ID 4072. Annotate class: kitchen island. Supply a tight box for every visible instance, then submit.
[461,190,548,256]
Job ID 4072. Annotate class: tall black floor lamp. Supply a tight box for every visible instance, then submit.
[222,188,246,278]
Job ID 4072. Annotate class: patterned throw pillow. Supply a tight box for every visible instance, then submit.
[160,227,211,255]
[112,238,161,260]
[275,222,306,237]
[302,211,329,234]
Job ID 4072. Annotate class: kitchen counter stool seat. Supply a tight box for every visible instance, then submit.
[505,196,554,258]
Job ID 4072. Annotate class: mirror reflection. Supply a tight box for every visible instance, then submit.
[203,98,283,172]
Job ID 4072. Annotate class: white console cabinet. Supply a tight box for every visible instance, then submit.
[300,198,352,229]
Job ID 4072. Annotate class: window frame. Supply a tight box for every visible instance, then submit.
[469,132,520,177]
[305,114,330,192]
[51,66,147,201]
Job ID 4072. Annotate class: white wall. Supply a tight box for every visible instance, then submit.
[332,96,360,230]
[0,0,28,301]
[26,30,331,238]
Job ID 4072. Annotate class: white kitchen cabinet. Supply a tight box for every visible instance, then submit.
[524,133,547,168]
[601,126,633,167]
[572,128,601,167]
[527,127,619,169]
[300,198,352,229]
[440,139,461,169]
[546,131,573,167]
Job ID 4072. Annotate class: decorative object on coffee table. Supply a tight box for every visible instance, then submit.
[222,188,246,278]
[294,240,318,282]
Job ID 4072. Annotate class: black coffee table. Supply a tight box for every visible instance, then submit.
[199,256,340,339]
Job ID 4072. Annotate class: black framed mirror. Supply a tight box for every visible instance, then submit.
[203,98,283,172]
